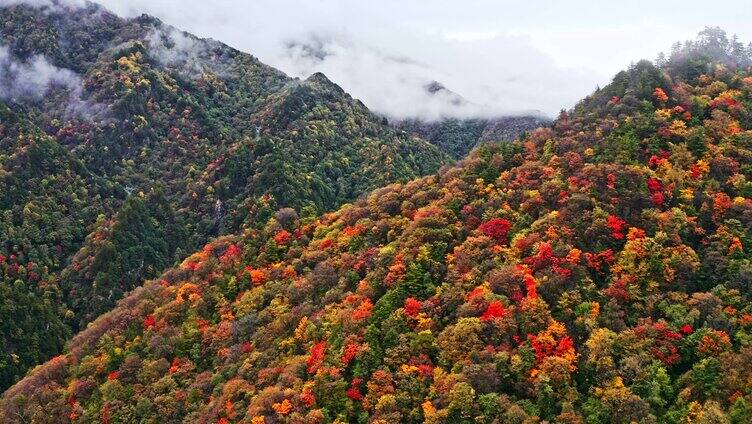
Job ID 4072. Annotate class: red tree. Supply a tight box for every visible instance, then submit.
[479,218,513,244]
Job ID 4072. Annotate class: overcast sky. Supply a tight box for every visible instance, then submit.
[96,0,752,118]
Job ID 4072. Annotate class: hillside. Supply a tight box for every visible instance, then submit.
[0,0,454,390]
[4,28,752,423]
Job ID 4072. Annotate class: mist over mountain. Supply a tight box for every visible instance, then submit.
[388,81,550,158]
[96,0,616,120]
[276,33,542,121]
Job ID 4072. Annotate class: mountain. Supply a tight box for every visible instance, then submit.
[4,27,752,423]
[423,81,467,107]
[394,115,551,159]
[394,80,551,160]
[0,0,453,390]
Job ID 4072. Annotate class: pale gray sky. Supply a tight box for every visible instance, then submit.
[92,1,752,118]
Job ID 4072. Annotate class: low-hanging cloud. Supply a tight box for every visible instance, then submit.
[145,26,230,80]
[275,30,591,120]
[0,44,104,118]
[280,33,489,120]
[0,45,81,101]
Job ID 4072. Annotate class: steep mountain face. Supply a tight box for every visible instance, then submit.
[5,28,752,423]
[395,115,551,159]
[0,1,451,391]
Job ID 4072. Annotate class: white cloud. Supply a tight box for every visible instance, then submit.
[0,44,104,117]
[145,26,219,79]
[270,29,596,120]
[0,45,81,100]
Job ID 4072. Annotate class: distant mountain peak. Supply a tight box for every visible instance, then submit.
[423,80,466,107]
[304,71,342,90]
[424,80,447,94]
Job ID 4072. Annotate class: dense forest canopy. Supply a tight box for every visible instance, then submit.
[2,19,752,424]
